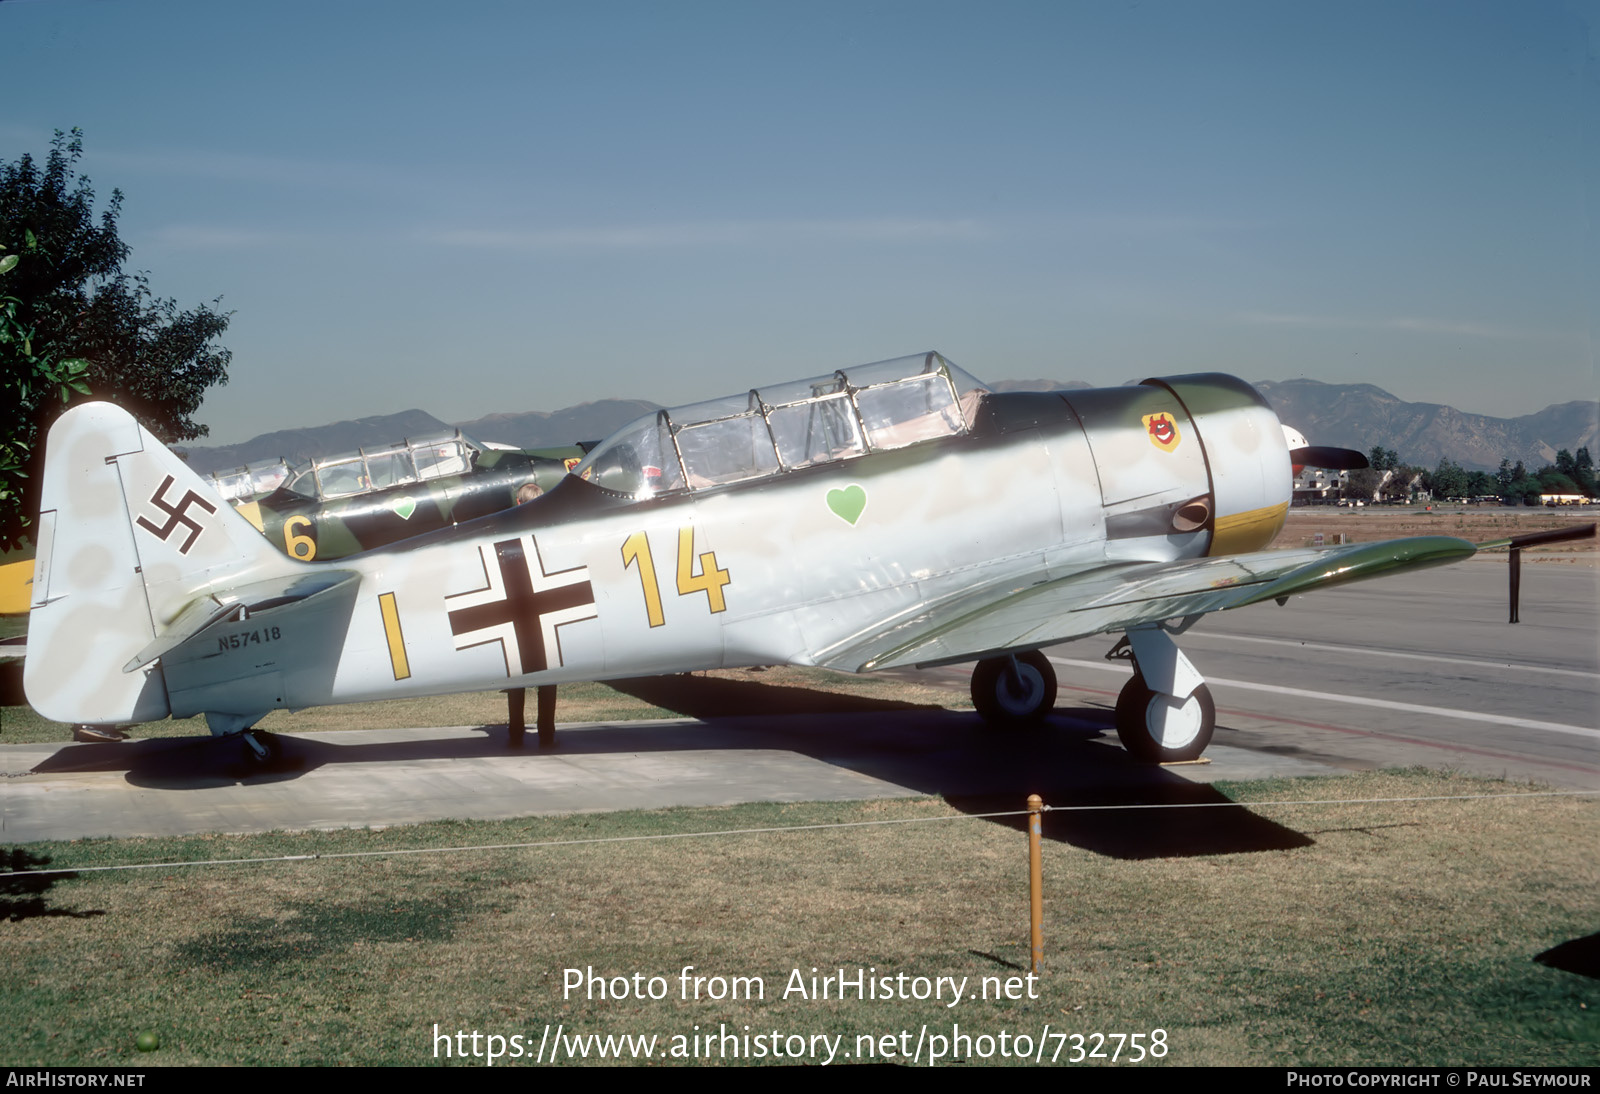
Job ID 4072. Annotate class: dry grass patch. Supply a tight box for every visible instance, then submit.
[1,770,1594,1066]
[1275,507,1596,556]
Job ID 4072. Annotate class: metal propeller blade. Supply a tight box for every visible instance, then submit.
[1290,446,1369,470]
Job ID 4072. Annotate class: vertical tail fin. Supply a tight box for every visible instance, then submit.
[25,402,297,724]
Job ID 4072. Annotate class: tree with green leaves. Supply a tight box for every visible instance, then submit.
[1427,457,1469,501]
[1495,458,1515,492]
[0,239,91,544]
[1574,447,1595,497]
[0,130,231,550]
[1536,468,1580,496]
[1367,446,1400,472]
[1504,461,1544,505]
[1464,470,1497,497]
[1344,466,1382,502]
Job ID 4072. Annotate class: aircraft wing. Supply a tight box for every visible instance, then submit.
[815,536,1477,672]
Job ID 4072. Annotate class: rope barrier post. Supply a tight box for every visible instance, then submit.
[1028,794,1044,976]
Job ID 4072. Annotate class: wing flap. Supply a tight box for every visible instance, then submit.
[823,536,1475,672]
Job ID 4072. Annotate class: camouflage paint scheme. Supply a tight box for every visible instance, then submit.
[23,352,1476,763]
[239,442,589,563]
[0,442,583,615]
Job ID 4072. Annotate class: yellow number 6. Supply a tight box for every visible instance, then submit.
[283,515,317,561]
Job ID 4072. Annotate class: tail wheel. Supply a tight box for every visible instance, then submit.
[971,651,1057,727]
[242,730,282,766]
[1115,676,1214,762]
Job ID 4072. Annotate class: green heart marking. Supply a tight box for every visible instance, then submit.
[390,496,417,520]
[826,484,867,525]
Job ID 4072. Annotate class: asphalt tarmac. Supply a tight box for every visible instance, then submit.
[2,555,1594,843]
[1059,555,1597,789]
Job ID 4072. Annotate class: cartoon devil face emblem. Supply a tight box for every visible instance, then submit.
[1141,412,1182,452]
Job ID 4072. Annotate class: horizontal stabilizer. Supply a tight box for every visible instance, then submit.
[125,570,360,673]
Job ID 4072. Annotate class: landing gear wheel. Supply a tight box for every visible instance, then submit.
[241,730,282,766]
[971,651,1057,727]
[1114,676,1214,763]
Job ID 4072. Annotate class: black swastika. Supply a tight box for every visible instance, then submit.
[136,475,218,555]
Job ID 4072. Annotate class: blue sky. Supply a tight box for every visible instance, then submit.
[4,0,1594,445]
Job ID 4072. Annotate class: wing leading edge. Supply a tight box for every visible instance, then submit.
[819,535,1476,673]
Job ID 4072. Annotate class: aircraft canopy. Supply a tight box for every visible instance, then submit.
[279,433,479,502]
[206,460,292,504]
[574,351,987,498]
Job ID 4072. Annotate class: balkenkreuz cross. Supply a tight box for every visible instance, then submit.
[447,537,595,675]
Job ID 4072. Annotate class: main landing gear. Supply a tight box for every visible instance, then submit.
[1114,676,1214,763]
[1107,625,1214,763]
[967,624,1216,763]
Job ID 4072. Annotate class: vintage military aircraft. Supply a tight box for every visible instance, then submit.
[21,351,1556,766]
[209,432,592,562]
[3,435,591,620]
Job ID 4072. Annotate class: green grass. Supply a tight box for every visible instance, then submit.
[1,770,1593,1066]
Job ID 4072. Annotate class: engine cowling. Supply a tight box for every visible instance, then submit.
[1139,374,1292,556]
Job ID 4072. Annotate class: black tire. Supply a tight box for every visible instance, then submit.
[971,651,1057,727]
[1114,676,1215,762]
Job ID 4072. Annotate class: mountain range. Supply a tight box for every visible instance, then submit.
[1252,381,1597,472]
[179,380,1598,476]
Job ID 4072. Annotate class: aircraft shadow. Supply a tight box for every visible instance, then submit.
[711,708,1312,859]
[1534,933,1600,980]
[612,674,1312,857]
[25,701,1315,860]
[608,672,944,715]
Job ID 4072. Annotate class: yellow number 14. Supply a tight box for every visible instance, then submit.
[675,526,730,614]
[622,526,731,628]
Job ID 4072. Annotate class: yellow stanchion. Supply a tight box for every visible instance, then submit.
[1028,794,1043,975]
